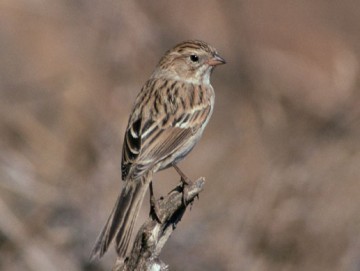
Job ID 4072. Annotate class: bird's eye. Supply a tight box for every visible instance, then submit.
[190,54,199,62]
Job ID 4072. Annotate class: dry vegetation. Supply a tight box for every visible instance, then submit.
[1,1,360,271]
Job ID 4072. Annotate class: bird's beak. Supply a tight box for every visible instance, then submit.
[208,53,226,66]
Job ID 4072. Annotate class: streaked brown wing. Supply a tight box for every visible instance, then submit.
[131,125,195,179]
[122,115,205,180]
[121,79,212,180]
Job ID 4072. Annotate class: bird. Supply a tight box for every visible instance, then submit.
[90,40,225,260]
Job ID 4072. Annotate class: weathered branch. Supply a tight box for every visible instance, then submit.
[112,177,206,271]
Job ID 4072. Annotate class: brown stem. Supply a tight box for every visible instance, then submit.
[112,177,206,271]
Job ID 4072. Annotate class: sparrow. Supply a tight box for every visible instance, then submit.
[90,40,225,260]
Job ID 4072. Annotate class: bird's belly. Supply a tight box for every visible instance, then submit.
[156,130,204,172]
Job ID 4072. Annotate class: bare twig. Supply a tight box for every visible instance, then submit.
[113,177,206,271]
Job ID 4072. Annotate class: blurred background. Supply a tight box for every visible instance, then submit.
[1,1,360,270]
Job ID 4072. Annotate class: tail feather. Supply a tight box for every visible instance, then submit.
[116,196,140,256]
[90,175,151,260]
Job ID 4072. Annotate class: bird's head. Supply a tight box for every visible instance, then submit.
[154,40,226,84]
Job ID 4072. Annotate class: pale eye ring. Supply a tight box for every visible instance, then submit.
[190,54,199,62]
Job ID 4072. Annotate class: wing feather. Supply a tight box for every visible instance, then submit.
[121,79,212,180]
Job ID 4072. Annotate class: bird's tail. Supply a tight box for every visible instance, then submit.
[90,173,152,260]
